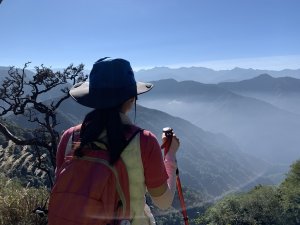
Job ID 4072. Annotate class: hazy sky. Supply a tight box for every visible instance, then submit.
[0,0,299,70]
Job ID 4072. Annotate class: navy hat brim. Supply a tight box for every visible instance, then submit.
[69,81,153,108]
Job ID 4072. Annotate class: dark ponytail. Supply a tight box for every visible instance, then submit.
[74,106,129,165]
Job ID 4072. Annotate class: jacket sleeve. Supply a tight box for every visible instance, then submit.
[140,130,168,189]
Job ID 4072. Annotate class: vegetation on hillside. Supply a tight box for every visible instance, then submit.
[0,174,48,225]
[150,186,209,225]
[1,159,298,225]
[194,160,300,225]
[0,119,52,187]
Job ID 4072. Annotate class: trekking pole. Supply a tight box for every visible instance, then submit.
[162,127,189,225]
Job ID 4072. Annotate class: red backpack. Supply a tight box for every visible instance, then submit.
[48,125,141,225]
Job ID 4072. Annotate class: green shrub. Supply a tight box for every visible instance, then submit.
[195,160,300,225]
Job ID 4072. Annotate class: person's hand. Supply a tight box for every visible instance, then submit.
[162,132,180,155]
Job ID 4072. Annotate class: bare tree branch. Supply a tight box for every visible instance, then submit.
[0,62,88,187]
[53,93,70,110]
[0,122,49,148]
[33,144,54,188]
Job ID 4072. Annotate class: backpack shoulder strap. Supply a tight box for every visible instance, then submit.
[72,124,82,142]
[124,126,143,149]
[67,124,142,154]
[64,124,81,157]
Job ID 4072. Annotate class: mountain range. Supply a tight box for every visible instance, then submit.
[218,74,300,114]
[0,66,35,81]
[2,65,300,84]
[139,76,300,164]
[135,66,300,83]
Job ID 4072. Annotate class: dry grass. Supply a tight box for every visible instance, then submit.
[0,175,49,225]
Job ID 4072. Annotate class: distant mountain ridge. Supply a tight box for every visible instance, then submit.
[219,74,300,93]
[139,77,300,164]
[135,66,300,83]
[0,66,35,82]
[140,78,296,115]
[2,65,300,84]
[141,78,239,102]
[218,74,300,115]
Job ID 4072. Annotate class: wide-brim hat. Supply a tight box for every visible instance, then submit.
[69,58,153,109]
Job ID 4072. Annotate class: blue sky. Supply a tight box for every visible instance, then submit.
[0,0,299,70]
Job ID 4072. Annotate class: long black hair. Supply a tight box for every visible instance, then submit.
[74,105,130,165]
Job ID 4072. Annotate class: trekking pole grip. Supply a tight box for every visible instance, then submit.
[161,127,173,157]
[163,127,173,138]
[162,127,189,225]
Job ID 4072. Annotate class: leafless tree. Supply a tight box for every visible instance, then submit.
[0,62,87,187]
